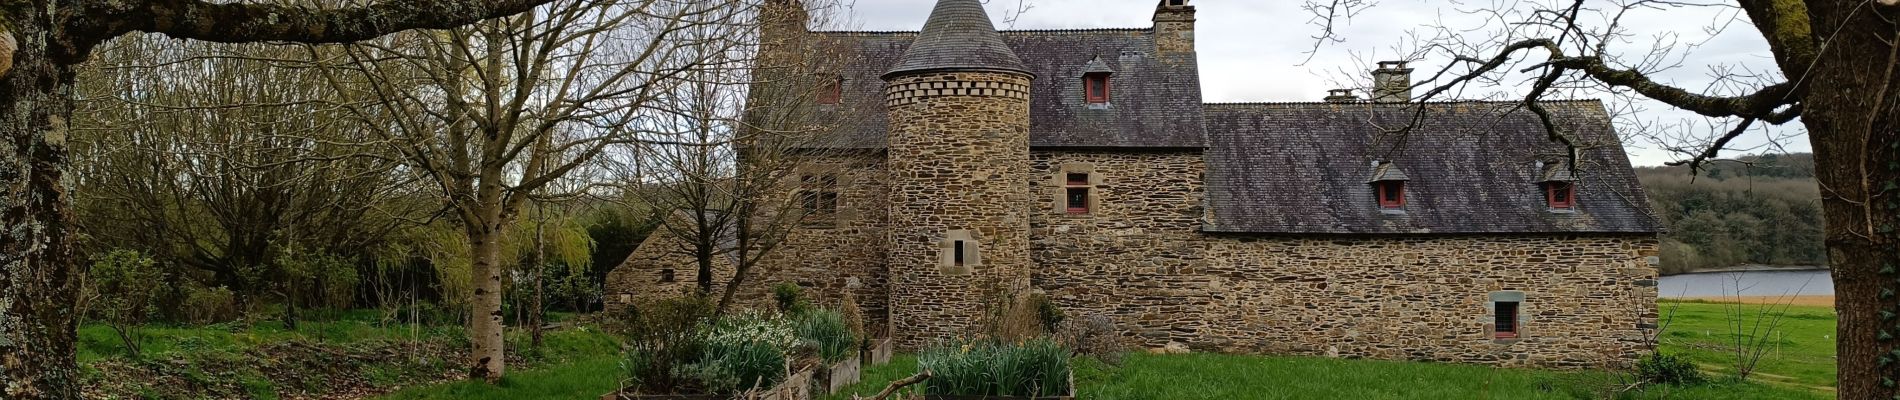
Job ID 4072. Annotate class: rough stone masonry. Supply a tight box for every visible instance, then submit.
[605,0,1662,370]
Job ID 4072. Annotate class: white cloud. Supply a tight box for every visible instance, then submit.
[833,0,1806,166]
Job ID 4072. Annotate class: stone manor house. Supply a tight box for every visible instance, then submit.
[608,0,1664,368]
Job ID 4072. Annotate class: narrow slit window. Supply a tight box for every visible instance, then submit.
[1377,181,1406,209]
[1494,301,1520,339]
[1546,182,1575,209]
[1084,74,1110,104]
[953,240,967,267]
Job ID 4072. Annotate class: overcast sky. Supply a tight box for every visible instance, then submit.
[826,0,1806,167]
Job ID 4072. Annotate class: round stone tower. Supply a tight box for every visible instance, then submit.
[881,0,1036,348]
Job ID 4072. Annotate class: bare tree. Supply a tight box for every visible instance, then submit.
[618,0,864,314]
[0,1,562,398]
[310,0,746,381]
[1304,0,1898,396]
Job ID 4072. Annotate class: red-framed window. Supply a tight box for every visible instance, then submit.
[1545,182,1575,209]
[817,76,842,105]
[1084,74,1110,104]
[1064,172,1092,214]
[1494,301,1521,339]
[1376,181,1406,209]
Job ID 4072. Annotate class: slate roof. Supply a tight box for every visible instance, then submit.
[884,0,1030,79]
[812,29,1206,148]
[1202,101,1663,234]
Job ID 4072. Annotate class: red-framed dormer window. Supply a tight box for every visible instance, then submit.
[1545,182,1575,209]
[1376,181,1405,209]
[1494,301,1521,339]
[1084,73,1110,104]
[817,76,842,105]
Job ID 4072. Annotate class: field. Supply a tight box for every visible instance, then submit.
[1654,300,1837,392]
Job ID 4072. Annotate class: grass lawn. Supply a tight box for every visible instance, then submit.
[76,309,463,362]
[1655,300,1836,392]
[373,355,625,400]
[380,301,1838,400]
[824,353,1821,400]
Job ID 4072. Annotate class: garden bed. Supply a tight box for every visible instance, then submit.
[815,354,862,394]
[866,337,893,366]
[603,366,815,400]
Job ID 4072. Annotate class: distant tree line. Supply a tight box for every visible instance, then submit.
[1639,153,1827,275]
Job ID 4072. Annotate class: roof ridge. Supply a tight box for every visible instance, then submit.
[812,28,1150,35]
[1205,99,1605,107]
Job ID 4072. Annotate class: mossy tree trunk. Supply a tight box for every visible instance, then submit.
[1797,3,1900,399]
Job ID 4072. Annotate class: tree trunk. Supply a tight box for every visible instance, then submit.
[467,224,507,382]
[1798,5,1900,398]
[530,217,545,348]
[0,8,85,399]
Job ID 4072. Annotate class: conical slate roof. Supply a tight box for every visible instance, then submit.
[883,0,1031,79]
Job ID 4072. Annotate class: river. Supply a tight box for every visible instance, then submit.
[1657,268,1834,298]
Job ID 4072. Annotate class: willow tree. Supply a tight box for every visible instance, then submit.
[313,0,746,381]
[0,1,557,398]
[1305,0,1897,396]
[71,35,418,302]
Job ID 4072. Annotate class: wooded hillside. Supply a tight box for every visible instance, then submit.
[1637,153,1827,275]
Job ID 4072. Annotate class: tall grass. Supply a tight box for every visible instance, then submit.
[919,338,1071,397]
[796,309,858,364]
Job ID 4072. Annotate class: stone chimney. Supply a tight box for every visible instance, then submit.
[1324,89,1359,103]
[1153,0,1196,55]
[1371,61,1414,103]
[761,0,809,43]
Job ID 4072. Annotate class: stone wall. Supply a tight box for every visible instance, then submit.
[603,153,891,318]
[884,71,1036,348]
[1028,150,1659,369]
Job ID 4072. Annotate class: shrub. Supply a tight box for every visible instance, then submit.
[1032,294,1065,334]
[182,285,239,325]
[985,293,1049,341]
[88,249,166,358]
[920,338,1071,397]
[620,296,714,393]
[692,312,796,394]
[772,282,808,315]
[795,309,858,364]
[1635,352,1705,386]
[1056,314,1127,365]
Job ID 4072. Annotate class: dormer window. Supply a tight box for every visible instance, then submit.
[1368,162,1410,210]
[1538,162,1578,211]
[1545,182,1575,209]
[1376,181,1406,209]
[816,76,842,105]
[1084,73,1110,104]
[1080,57,1116,105]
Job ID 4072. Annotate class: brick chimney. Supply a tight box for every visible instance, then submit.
[1371,61,1414,103]
[1153,0,1196,55]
